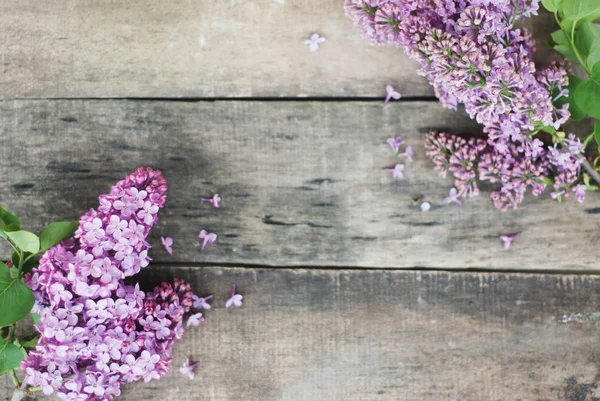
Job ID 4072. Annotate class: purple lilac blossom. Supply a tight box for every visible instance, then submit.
[345,0,584,209]
[425,131,583,210]
[225,285,243,308]
[344,0,566,144]
[22,167,201,400]
[384,84,401,103]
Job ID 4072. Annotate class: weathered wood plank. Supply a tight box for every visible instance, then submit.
[0,1,557,98]
[2,266,600,401]
[0,100,598,270]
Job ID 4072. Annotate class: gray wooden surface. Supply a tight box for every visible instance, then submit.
[0,0,556,98]
[4,266,600,401]
[1,2,599,400]
[0,100,598,271]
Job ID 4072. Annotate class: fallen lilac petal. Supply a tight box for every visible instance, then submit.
[385,164,405,180]
[198,230,217,251]
[304,33,326,52]
[500,234,518,249]
[179,358,200,380]
[201,194,221,208]
[225,284,243,308]
[443,188,462,205]
[384,85,401,104]
[192,294,212,310]
[387,136,404,153]
[161,236,173,255]
[186,313,204,327]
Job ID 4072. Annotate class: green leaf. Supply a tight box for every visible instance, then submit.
[11,252,36,275]
[583,132,595,147]
[575,22,600,70]
[564,75,587,120]
[553,44,578,62]
[562,0,600,30]
[0,206,20,240]
[542,0,564,12]
[0,337,26,375]
[541,125,557,134]
[6,231,39,254]
[0,262,35,327]
[595,121,600,151]
[39,221,78,252]
[30,313,40,325]
[551,29,570,45]
[574,66,600,119]
[19,336,39,350]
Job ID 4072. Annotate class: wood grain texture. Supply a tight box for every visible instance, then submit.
[0,1,557,98]
[3,266,600,401]
[0,100,598,270]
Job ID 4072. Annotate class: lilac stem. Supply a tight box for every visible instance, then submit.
[582,159,600,187]
[11,386,32,401]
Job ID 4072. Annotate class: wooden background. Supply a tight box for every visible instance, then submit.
[1,1,599,400]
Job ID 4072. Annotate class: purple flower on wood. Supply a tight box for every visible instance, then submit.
[304,33,326,52]
[186,313,204,327]
[198,230,217,251]
[161,236,173,255]
[387,136,404,153]
[399,146,414,162]
[574,184,586,203]
[225,284,243,308]
[500,233,518,249]
[179,358,199,380]
[443,188,462,205]
[384,84,401,104]
[192,294,212,310]
[201,194,222,208]
[385,163,405,179]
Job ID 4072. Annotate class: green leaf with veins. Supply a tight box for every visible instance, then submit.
[39,221,78,252]
[575,22,600,70]
[0,262,35,327]
[0,336,26,375]
[30,313,40,325]
[6,231,39,254]
[11,252,36,275]
[20,336,39,350]
[561,0,600,31]
[0,206,20,240]
[574,64,600,119]
[553,44,578,62]
[558,75,587,120]
[542,0,564,13]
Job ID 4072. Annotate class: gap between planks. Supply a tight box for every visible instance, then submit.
[0,96,439,102]
[157,262,600,277]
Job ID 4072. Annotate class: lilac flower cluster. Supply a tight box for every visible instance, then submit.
[22,167,201,400]
[345,0,587,209]
[425,131,585,210]
[344,1,569,141]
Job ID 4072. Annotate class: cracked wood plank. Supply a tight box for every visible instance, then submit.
[0,100,598,270]
[0,1,557,98]
[2,266,599,401]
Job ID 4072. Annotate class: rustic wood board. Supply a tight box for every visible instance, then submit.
[2,266,600,401]
[0,1,557,98]
[0,100,598,271]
